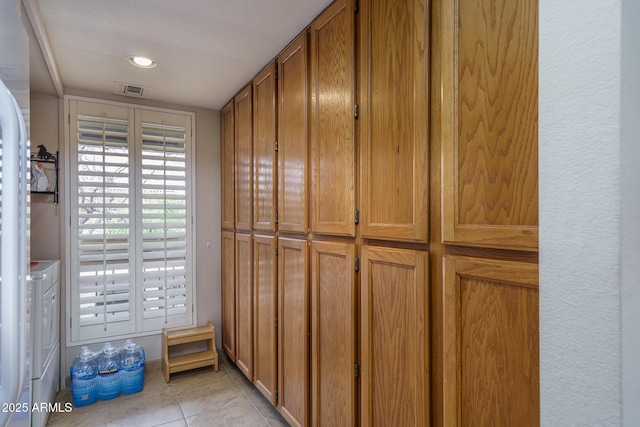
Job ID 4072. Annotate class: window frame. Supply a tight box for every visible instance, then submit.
[64,96,197,346]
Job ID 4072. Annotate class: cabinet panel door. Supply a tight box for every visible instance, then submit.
[221,100,235,230]
[443,256,539,427]
[310,0,356,237]
[438,0,538,250]
[278,33,309,234]
[310,240,357,427]
[278,237,309,427]
[359,0,429,243]
[221,230,236,361]
[253,62,278,232]
[360,245,429,427]
[235,233,253,380]
[253,235,278,404]
[235,84,253,231]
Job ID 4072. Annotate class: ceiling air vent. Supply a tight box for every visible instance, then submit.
[113,81,153,99]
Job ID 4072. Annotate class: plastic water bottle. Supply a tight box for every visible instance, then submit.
[97,342,121,400]
[70,347,98,407]
[119,339,145,394]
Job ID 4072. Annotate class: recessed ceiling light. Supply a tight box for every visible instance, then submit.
[127,56,157,69]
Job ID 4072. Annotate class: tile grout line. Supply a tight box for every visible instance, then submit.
[222,362,274,426]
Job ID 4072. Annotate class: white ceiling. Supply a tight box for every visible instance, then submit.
[27,0,333,110]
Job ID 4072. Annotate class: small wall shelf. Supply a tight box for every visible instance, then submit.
[30,150,59,203]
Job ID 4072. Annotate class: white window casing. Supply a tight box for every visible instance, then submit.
[66,97,195,344]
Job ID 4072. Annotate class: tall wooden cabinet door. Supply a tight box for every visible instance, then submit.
[436,0,538,250]
[443,256,539,427]
[235,232,253,380]
[309,0,356,237]
[253,235,278,405]
[221,230,236,361]
[235,84,253,232]
[310,240,357,427]
[360,245,429,427]
[359,0,429,243]
[277,237,309,427]
[253,62,278,232]
[221,100,235,230]
[278,33,309,234]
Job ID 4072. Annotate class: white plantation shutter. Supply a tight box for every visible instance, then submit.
[68,99,194,343]
[137,109,192,331]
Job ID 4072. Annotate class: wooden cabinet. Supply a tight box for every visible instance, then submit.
[221,100,235,230]
[360,245,429,427]
[278,33,309,234]
[310,240,357,427]
[253,62,278,232]
[442,256,539,427]
[309,0,356,237]
[253,235,278,404]
[277,237,309,427]
[437,0,538,250]
[358,0,429,243]
[235,84,253,232]
[235,232,253,380]
[221,230,236,361]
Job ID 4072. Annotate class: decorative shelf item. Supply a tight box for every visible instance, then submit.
[30,145,59,203]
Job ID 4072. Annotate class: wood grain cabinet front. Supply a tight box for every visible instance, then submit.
[359,0,429,243]
[221,230,236,361]
[234,232,253,380]
[278,33,309,235]
[253,62,278,232]
[253,235,278,405]
[221,100,235,230]
[310,240,357,427]
[360,245,429,427]
[235,84,253,232]
[277,237,310,427]
[309,0,356,237]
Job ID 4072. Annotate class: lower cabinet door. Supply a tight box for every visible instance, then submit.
[310,240,357,427]
[277,237,310,427]
[443,255,539,427]
[222,230,236,361]
[253,235,278,405]
[360,245,429,427]
[235,233,253,380]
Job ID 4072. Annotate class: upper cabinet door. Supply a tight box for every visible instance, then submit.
[221,100,235,230]
[309,0,356,237]
[278,33,309,235]
[436,0,538,250]
[235,84,253,231]
[253,62,278,232]
[359,0,429,243]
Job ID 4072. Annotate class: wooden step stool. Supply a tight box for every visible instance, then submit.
[162,321,219,382]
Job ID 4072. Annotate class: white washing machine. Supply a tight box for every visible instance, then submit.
[30,260,60,427]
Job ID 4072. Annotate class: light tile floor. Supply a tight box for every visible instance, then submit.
[46,353,289,426]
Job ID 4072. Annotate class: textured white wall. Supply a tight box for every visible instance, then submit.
[540,0,640,424]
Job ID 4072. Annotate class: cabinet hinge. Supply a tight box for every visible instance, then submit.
[276,388,279,400]
[275,317,278,328]
[275,140,279,152]
[354,104,359,119]
[355,362,360,378]
[275,245,279,256]
[275,212,279,225]
[355,0,359,13]
[355,257,360,272]
[354,209,359,224]
[275,67,278,80]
